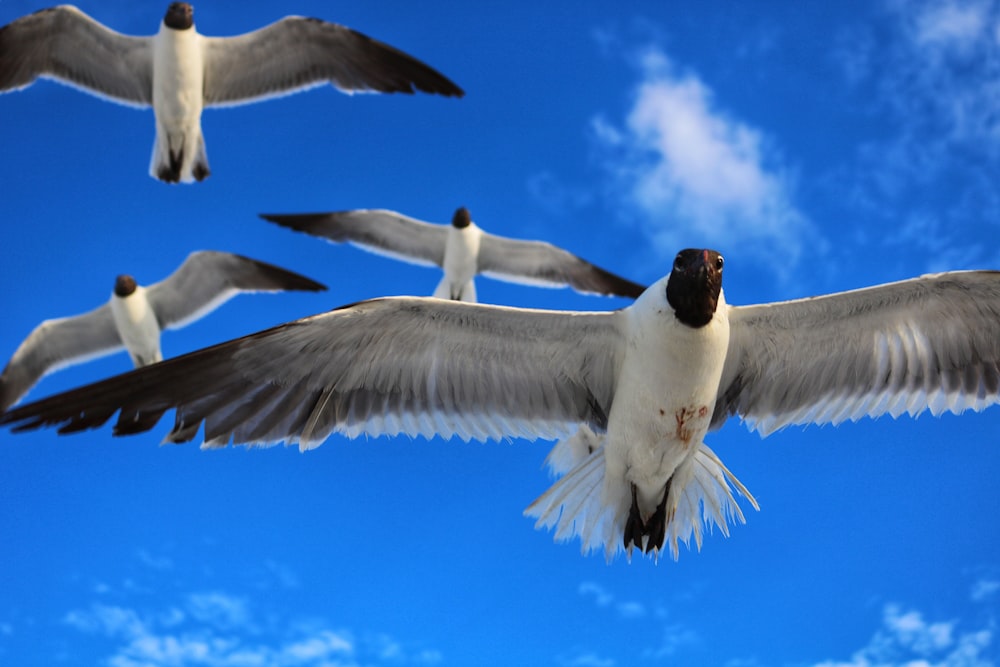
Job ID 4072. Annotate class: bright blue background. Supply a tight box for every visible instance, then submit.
[1,1,999,665]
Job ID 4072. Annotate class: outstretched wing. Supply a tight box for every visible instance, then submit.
[202,16,463,105]
[0,304,122,412]
[0,6,152,104]
[261,210,449,268]
[478,232,646,298]
[1,298,625,450]
[146,250,326,330]
[713,270,1000,435]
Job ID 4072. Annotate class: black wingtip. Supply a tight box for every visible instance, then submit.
[259,212,352,244]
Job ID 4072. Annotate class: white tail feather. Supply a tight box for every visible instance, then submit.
[526,433,760,562]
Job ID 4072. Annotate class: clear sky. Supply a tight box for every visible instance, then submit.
[1,1,999,665]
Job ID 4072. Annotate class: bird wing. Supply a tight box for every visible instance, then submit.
[0,298,626,450]
[145,250,326,330]
[711,270,1000,435]
[201,16,463,106]
[477,232,647,298]
[0,6,152,105]
[260,210,449,268]
[0,303,122,412]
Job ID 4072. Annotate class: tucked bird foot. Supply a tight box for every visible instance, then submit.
[624,484,646,552]
[644,479,673,554]
[622,479,674,554]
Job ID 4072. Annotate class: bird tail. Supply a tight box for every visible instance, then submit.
[432,277,476,302]
[149,129,210,184]
[525,439,759,561]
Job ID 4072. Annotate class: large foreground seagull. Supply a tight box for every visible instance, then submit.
[4,249,1000,560]
[0,3,464,183]
[0,250,326,412]
[260,206,646,301]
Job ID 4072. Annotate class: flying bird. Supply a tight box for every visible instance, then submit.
[0,3,464,183]
[0,250,326,412]
[4,249,1000,561]
[260,206,646,301]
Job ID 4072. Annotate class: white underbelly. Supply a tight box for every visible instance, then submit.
[152,29,204,126]
[603,302,730,509]
[110,289,162,366]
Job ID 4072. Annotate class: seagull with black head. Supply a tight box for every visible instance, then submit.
[0,3,463,182]
[261,206,646,302]
[0,251,325,412]
[4,249,1000,560]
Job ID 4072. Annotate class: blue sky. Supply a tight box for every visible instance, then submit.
[1,0,1000,665]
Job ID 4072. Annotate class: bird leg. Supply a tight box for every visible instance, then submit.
[622,479,674,554]
[623,483,646,552]
[644,478,673,554]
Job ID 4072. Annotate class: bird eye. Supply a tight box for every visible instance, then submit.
[715,255,724,270]
[673,254,684,271]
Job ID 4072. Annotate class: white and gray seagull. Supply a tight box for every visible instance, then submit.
[0,3,463,183]
[0,250,326,412]
[260,206,647,301]
[4,249,1000,561]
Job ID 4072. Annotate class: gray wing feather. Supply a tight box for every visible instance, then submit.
[145,251,326,330]
[712,271,1000,435]
[0,298,625,449]
[0,6,152,104]
[0,304,122,412]
[260,210,448,268]
[202,16,463,105]
[477,232,647,298]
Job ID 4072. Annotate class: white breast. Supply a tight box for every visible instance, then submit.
[441,224,482,287]
[152,25,205,124]
[603,286,731,511]
[109,286,163,367]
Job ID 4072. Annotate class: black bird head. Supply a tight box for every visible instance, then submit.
[665,249,724,328]
[114,274,137,297]
[451,207,472,229]
[164,3,194,30]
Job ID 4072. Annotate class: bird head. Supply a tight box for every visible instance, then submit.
[665,249,724,328]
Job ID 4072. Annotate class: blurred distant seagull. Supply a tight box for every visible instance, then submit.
[0,250,325,412]
[0,3,463,183]
[4,250,1000,561]
[260,207,646,301]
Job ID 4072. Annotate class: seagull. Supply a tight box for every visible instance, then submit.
[0,250,326,412]
[4,249,1000,561]
[260,206,646,301]
[0,3,464,183]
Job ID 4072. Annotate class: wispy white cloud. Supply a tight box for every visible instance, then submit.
[64,604,147,639]
[135,549,174,572]
[640,623,699,659]
[578,581,646,619]
[913,0,989,49]
[578,581,613,607]
[827,0,1000,271]
[808,603,995,667]
[592,47,816,275]
[64,591,441,667]
[972,579,1000,602]
[186,592,252,630]
[558,650,616,667]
